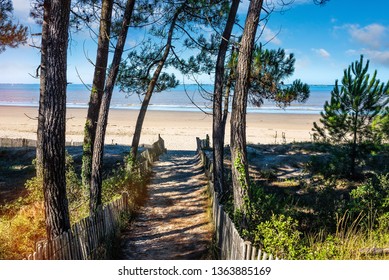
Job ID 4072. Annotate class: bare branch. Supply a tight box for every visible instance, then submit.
[183,85,212,116]
[24,113,38,120]
[75,67,92,91]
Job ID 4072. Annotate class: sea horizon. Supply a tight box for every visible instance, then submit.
[0,83,332,115]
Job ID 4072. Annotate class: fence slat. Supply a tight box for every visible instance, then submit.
[196,136,279,261]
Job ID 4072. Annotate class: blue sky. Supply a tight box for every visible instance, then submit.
[1,0,388,85]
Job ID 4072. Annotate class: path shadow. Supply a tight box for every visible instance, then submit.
[118,150,212,260]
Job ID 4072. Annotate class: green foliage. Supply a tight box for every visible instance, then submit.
[312,180,347,230]
[349,173,389,226]
[65,152,85,206]
[117,39,179,95]
[313,55,389,177]
[0,147,151,259]
[102,162,148,207]
[225,142,389,259]
[372,110,389,142]
[118,0,230,94]
[254,214,305,259]
[305,233,342,260]
[233,152,249,191]
[306,147,352,178]
[232,182,289,242]
[0,0,28,53]
[249,46,310,108]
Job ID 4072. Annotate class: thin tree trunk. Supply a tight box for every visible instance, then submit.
[36,0,50,178]
[212,0,240,195]
[130,9,181,161]
[40,0,71,239]
[90,0,135,213]
[82,0,113,190]
[230,0,263,222]
[351,111,358,178]
[222,66,234,127]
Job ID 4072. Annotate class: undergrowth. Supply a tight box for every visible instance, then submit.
[223,143,389,260]
[0,151,150,259]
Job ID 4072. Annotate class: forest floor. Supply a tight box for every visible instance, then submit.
[118,151,213,260]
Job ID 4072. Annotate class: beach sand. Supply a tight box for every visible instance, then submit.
[0,106,320,150]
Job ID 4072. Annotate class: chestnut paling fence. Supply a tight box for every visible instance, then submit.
[23,136,166,260]
[196,137,280,260]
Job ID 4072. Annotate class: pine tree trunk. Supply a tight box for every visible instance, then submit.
[36,0,50,178]
[230,0,263,220]
[212,0,240,195]
[40,0,71,239]
[82,0,113,190]
[222,66,234,127]
[130,9,180,161]
[90,0,135,213]
[350,111,359,178]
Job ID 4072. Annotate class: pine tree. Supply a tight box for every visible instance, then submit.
[0,0,27,53]
[117,0,230,161]
[313,55,389,177]
[249,46,310,108]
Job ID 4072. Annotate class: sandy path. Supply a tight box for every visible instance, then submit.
[118,151,213,260]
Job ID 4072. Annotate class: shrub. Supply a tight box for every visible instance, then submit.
[254,214,305,259]
[349,173,389,229]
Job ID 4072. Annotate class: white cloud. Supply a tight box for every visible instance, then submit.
[261,27,282,45]
[312,48,331,58]
[347,49,389,67]
[346,23,388,50]
[342,23,389,67]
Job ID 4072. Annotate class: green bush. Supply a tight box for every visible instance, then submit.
[349,173,389,228]
[305,234,341,260]
[254,214,305,259]
[306,146,353,178]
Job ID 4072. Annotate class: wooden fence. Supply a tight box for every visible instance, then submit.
[26,194,128,260]
[137,134,167,174]
[196,137,279,260]
[25,136,166,260]
[0,138,84,148]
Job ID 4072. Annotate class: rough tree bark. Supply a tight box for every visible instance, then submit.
[212,0,240,196]
[230,0,263,221]
[90,0,136,213]
[129,8,181,161]
[36,0,50,178]
[39,0,72,239]
[82,0,114,190]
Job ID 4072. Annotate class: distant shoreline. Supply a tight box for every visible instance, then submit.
[0,83,331,115]
[0,106,320,150]
[0,103,323,115]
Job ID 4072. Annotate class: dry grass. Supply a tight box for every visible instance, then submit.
[0,202,46,259]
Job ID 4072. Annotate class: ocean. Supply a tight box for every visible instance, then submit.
[0,83,332,114]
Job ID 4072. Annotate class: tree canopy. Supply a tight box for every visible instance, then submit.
[0,0,27,53]
[249,46,310,108]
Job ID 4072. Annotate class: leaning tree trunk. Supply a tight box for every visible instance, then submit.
[230,0,263,225]
[90,0,135,213]
[36,0,50,178]
[212,0,240,196]
[39,0,72,239]
[82,0,113,190]
[129,9,181,161]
